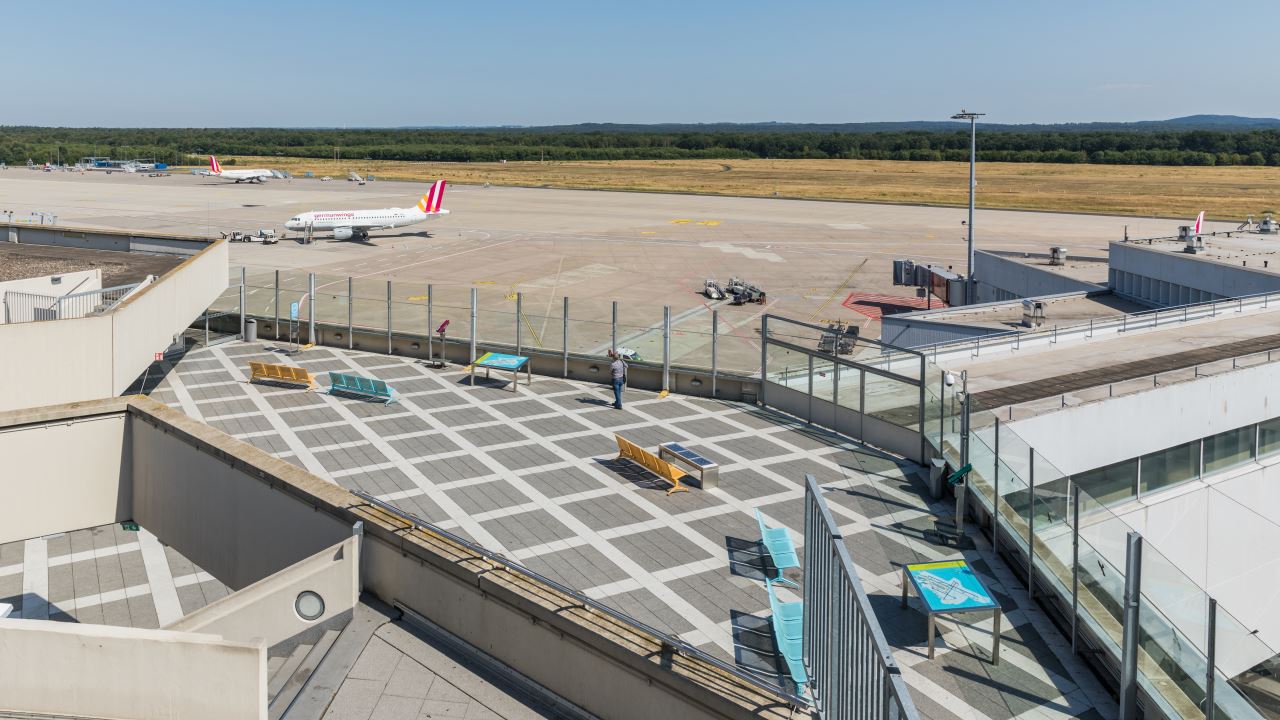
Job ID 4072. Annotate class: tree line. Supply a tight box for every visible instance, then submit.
[2,126,1279,167]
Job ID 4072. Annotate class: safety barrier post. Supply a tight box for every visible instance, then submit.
[562,297,569,378]
[611,300,617,353]
[993,418,1002,560]
[238,267,246,339]
[1119,532,1143,720]
[1027,447,1036,600]
[347,277,353,349]
[516,293,523,355]
[918,354,927,464]
[1071,483,1080,654]
[662,305,671,392]
[307,273,316,345]
[274,270,280,340]
[1206,597,1218,720]
[469,288,478,364]
[806,354,814,423]
[711,309,718,397]
[386,280,393,354]
[426,284,433,362]
[759,316,768,406]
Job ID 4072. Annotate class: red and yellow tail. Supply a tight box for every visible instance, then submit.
[416,180,446,214]
[209,155,222,174]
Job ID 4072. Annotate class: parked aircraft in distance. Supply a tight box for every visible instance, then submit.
[204,155,274,183]
[284,180,448,241]
[348,171,366,185]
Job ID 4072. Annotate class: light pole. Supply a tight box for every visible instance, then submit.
[952,109,984,305]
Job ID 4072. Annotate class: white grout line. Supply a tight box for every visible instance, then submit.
[137,529,184,627]
[21,537,49,620]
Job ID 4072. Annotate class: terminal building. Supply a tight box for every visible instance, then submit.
[3,217,1280,719]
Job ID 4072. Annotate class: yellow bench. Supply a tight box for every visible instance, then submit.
[248,361,318,390]
[615,435,690,495]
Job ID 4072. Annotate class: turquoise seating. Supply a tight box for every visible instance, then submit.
[753,508,800,587]
[326,371,396,405]
[765,578,807,693]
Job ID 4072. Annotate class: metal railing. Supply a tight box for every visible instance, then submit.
[2,283,139,324]
[351,489,812,710]
[911,289,1280,363]
[803,474,918,720]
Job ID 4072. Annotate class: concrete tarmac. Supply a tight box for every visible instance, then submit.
[1,169,1224,372]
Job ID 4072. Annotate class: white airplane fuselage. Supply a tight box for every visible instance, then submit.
[285,180,448,240]
[212,168,273,183]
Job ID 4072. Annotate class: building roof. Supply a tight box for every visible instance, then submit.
[0,244,182,286]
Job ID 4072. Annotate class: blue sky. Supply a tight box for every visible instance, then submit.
[3,0,1275,127]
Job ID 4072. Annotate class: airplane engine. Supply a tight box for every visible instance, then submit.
[333,227,354,241]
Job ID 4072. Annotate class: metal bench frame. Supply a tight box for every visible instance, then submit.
[658,442,719,489]
[326,371,397,405]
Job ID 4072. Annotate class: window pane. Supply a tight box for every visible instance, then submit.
[1260,418,1280,457]
[1074,458,1137,506]
[1139,441,1199,495]
[1204,426,1255,475]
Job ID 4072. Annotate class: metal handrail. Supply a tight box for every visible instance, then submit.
[351,489,811,708]
[914,288,1280,358]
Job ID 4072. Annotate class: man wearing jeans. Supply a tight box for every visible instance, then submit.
[609,350,627,409]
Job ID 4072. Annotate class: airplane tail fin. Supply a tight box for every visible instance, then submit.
[1194,210,1205,235]
[209,155,221,174]
[416,180,447,214]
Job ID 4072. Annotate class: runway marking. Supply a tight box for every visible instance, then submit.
[474,280,496,285]
[808,258,868,322]
[522,263,618,289]
[703,242,783,263]
[407,295,429,301]
[696,220,721,226]
[314,237,520,290]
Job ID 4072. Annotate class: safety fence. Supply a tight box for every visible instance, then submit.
[211,267,764,391]
[803,474,919,720]
[761,315,928,463]
[2,283,139,324]
[932,371,1272,719]
[911,289,1280,365]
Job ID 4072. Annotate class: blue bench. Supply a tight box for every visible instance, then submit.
[765,578,807,695]
[753,508,800,587]
[326,371,397,405]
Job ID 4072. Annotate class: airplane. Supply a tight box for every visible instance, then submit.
[284,180,449,241]
[347,171,366,185]
[205,155,274,183]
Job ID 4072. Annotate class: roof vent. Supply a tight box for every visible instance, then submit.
[1049,246,1067,266]
[1179,226,1204,254]
[1022,299,1046,328]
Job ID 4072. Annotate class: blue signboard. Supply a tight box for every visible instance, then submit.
[474,352,529,370]
[905,560,997,613]
[290,302,299,320]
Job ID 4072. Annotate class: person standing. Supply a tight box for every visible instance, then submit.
[609,350,627,409]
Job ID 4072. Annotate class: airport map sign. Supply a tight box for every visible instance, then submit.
[474,352,528,370]
[290,302,299,321]
[902,559,1002,663]
[904,560,996,612]
[469,352,532,393]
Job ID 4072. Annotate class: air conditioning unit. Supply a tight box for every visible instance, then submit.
[1049,246,1068,266]
[1180,226,1204,254]
[1022,299,1046,328]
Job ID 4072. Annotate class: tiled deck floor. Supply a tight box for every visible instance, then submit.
[0,522,229,627]
[148,341,1114,719]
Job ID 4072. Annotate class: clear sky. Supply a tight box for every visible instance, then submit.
[4,0,1276,127]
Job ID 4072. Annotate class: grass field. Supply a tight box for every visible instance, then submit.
[212,157,1280,220]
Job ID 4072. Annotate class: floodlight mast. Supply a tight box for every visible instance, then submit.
[952,110,985,305]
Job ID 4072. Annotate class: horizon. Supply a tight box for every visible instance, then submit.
[2,0,1276,127]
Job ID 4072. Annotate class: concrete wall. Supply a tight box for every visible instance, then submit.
[1110,241,1280,307]
[110,239,228,393]
[974,250,1102,303]
[1008,361,1280,475]
[0,239,228,413]
[5,222,213,256]
[167,536,359,647]
[0,410,130,545]
[0,619,266,720]
[130,408,351,590]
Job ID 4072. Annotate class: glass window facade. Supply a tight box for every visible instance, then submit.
[1203,426,1255,475]
[1139,441,1200,495]
[1075,458,1138,506]
[1259,418,1280,458]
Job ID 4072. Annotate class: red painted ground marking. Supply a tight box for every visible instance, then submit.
[841,292,947,320]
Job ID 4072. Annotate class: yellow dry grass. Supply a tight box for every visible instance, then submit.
[207,157,1280,220]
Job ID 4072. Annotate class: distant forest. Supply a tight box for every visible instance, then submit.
[3,125,1280,167]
